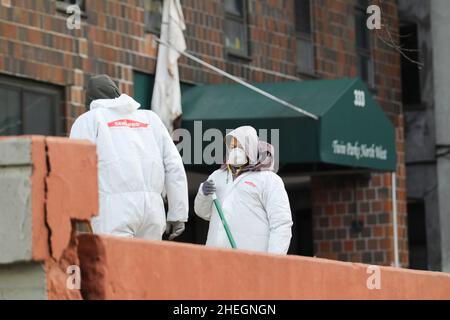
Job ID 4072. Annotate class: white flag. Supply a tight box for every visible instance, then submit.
[151,0,186,134]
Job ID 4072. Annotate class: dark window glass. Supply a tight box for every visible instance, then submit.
[358,55,372,83]
[0,76,63,136]
[295,0,311,35]
[407,201,428,270]
[57,0,85,12]
[0,87,21,135]
[296,37,314,74]
[356,0,369,8]
[355,10,369,50]
[224,0,249,57]
[224,19,248,56]
[295,0,314,75]
[225,0,244,17]
[144,0,163,35]
[23,92,54,135]
[355,3,373,86]
[400,23,422,108]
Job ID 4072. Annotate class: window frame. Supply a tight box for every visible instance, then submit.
[56,0,87,17]
[0,75,64,136]
[354,0,375,88]
[399,20,423,110]
[144,0,163,35]
[224,0,251,60]
[294,0,316,77]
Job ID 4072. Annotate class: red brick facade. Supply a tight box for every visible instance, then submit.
[0,0,407,266]
[311,0,407,266]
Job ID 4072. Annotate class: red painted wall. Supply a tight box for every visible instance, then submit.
[78,234,450,300]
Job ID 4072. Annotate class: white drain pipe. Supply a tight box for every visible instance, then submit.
[392,172,400,268]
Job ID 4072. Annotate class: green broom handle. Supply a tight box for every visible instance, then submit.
[212,193,237,249]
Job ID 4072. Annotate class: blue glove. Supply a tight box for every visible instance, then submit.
[201,180,216,196]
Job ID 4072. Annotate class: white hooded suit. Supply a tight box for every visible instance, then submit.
[70,93,188,239]
[194,126,293,254]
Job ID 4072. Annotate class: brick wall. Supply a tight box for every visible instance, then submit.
[0,0,407,266]
[0,0,303,130]
[181,0,299,84]
[311,173,407,266]
[311,0,407,266]
[0,0,156,129]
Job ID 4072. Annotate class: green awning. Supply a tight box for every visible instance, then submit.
[181,78,396,172]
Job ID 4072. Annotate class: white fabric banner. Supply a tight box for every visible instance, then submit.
[151,0,186,134]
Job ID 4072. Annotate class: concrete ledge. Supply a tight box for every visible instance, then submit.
[0,136,98,264]
[0,262,47,300]
[0,136,98,299]
[78,234,450,300]
[0,136,45,264]
[0,137,33,166]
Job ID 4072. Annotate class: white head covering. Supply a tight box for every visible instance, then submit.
[225,126,259,165]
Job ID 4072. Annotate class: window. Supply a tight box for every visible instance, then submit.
[144,0,163,35]
[56,0,85,12]
[407,201,428,270]
[0,76,64,136]
[355,0,374,86]
[224,0,249,58]
[295,0,315,75]
[400,22,422,110]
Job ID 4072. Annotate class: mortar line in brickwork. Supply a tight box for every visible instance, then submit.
[184,47,297,71]
[0,37,79,57]
[1,21,76,41]
[241,64,303,81]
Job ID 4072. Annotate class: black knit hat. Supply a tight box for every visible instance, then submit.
[86,74,121,109]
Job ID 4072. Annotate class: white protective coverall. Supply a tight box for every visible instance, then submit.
[70,93,188,239]
[194,126,293,254]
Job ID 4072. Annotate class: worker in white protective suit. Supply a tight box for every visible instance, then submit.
[70,75,189,240]
[194,126,293,254]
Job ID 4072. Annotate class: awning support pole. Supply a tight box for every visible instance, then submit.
[392,172,400,267]
[155,37,319,121]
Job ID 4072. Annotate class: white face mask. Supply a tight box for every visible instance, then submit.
[227,148,247,166]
